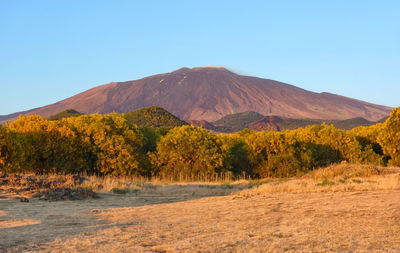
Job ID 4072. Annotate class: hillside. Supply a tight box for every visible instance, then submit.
[187,120,216,130]
[213,111,264,132]
[123,106,188,128]
[247,116,283,131]
[48,109,83,121]
[211,111,378,132]
[0,67,392,123]
[273,117,375,131]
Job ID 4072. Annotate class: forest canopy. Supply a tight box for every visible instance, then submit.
[1,108,399,181]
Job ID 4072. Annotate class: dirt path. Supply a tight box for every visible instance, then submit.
[3,190,400,252]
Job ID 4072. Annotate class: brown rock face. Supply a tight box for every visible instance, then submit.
[187,120,216,130]
[0,67,392,123]
[248,116,283,131]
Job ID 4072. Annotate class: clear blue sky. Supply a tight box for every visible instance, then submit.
[1,0,399,115]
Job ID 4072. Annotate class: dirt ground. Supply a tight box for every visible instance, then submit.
[1,175,400,252]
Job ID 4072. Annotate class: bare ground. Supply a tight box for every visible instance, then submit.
[1,171,400,252]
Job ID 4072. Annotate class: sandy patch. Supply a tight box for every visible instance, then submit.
[0,188,236,251]
[0,210,6,217]
[0,219,40,229]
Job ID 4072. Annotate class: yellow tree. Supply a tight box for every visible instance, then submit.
[378,108,400,166]
[63,114,147,176]
[244,131,303,178]
[8,115,83,174]
[151,126,224,181]
[0,125,17,172]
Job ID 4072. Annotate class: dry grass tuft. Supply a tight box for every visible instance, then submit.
[79,175,144,193]
[79,176,249,196]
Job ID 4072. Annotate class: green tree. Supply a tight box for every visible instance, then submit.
[219,134,253,178]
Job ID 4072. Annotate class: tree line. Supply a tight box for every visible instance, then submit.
[1,108,399,181]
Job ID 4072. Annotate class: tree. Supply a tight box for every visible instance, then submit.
[244,131,304,178]
[219,134,253,178]
[0,125,18,172]
[7,115,84,174]
[378,108,400,166]
[63,114,148,176]
[151,126,224,181]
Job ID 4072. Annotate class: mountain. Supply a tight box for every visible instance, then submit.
[0,66,392,123]
[48,109,84,121]
[123,106,188,128]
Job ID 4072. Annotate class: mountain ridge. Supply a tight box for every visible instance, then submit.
[0,67,392,123]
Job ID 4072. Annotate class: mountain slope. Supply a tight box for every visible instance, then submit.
[0,67,392,123]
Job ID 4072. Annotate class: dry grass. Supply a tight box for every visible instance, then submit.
[1,164,400,252]
[309,162,395,180]
[235,163,400,198]
[77,175,249,194]
[14,190,400,252]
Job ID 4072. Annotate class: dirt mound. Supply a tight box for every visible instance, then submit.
[32,187,97,201]
[0,174,85,189]
[0,173,95,201]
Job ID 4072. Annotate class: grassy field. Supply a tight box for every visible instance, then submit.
[1,164,399,252]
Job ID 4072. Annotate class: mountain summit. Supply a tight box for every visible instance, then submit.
[0,67,392,123]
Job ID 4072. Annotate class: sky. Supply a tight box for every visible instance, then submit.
[0,0,399,115]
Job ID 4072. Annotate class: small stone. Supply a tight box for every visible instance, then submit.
[19,197,29,203]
